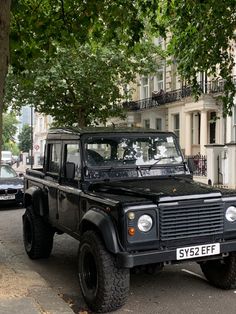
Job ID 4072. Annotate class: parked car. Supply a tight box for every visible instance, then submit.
[1,151,13,165]
[0,164,24,206]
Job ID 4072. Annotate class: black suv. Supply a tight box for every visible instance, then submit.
[23,127,236,313]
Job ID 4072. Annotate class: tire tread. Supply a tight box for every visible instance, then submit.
[79,231,129,313]
[23,207,54,259]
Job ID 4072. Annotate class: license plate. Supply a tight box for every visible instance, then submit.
[0,195,15,200]
[176,243,220,260]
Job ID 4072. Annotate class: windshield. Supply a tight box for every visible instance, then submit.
[0,165,17,178]
[83,133,185,180]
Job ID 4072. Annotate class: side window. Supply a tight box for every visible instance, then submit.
[64,143,80,179]
[47,143,61,174]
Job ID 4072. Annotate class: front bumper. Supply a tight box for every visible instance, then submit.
[117,240,236,268]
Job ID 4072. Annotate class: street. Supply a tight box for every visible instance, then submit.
[1,204,236,314]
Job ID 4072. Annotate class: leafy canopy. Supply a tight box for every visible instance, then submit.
[6,43,160,127]
[18,124,32,153]
[161,0,236,115]
[2,112,19,154]
[8,0,236,121]
[8,0,163,126]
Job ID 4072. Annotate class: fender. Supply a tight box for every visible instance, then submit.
[24,186,48,216]
[80,209,120,254]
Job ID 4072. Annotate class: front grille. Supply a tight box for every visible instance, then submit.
[0,189,18,195]
[159,201,224,241]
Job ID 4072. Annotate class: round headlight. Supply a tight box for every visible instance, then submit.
[137,215,153,232]
[225,206,236,222]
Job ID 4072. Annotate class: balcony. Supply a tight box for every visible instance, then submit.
[123,76,236,112]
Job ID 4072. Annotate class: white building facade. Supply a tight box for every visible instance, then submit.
[121,55,236,188]
[33,112,53,166]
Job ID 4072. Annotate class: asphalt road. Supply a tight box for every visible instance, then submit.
[1,204,236,314]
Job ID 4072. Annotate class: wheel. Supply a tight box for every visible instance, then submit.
[78,231,130,313]
[200,253,236,289]
[23,206,54,259]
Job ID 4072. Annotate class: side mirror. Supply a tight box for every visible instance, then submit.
[19,172,24,178]
[65,162,75,180]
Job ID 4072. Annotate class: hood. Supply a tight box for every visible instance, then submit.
[90,177,226,201]
[0,177,24,189]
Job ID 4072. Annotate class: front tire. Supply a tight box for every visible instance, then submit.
[200,253,236,289]
[78,231,130,313]
[23,206,54,259]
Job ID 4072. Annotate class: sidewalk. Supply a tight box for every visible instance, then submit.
[0,241,74,314]
[12,162,29,174]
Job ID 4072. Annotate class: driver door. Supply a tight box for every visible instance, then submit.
[58,141,81,233]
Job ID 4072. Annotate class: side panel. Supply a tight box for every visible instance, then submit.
[58,185,81,232]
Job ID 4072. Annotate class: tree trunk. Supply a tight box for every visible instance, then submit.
[0,0,11,159]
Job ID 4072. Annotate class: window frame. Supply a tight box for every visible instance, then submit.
[45,141,62,177]
[141,77,150,99]
[62,141,81,184]
[173,114,180,139]
[156,118,162,131]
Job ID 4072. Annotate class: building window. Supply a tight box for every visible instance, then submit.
[155,65,165,91]
[156,118,162,130]
[209,112,216,144]
[234,105,236,142]
[123,84,131,101]
[144,119,150,129]
[39,117,43,132]
[141,77,149,99]
[173,114,180,138]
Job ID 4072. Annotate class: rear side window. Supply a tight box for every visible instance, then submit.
[47,143,61,174]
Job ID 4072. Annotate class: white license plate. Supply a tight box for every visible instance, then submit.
[0,195,15,200]
[176,243,220,260]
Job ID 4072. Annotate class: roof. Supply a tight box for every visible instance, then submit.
[48,126,174,136]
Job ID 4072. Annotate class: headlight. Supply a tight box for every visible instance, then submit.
[225,206,236,222]
[137,215,153,232]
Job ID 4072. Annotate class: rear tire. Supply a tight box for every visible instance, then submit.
[200,253,236,289]
[23,206,54,259]
[78,231,130,313]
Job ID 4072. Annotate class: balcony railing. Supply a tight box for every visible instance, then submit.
[124,76,236,111]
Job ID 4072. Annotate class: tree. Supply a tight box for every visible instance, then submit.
[160,0,236,115]
[6,43,160,127]
[2,112,18,150]
[2,0,236,140]
[0,0,11,157]
[9,0,236,118]
[18,124,31,153]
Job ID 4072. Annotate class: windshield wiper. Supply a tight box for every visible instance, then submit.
[149,156,179,170]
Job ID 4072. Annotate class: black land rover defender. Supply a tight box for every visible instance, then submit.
[23,127,236,313]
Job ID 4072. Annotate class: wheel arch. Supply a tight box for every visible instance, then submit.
[24,186,48,216]
[79,209,120,254]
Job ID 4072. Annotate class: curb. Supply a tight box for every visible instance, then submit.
[0,241,74,314]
